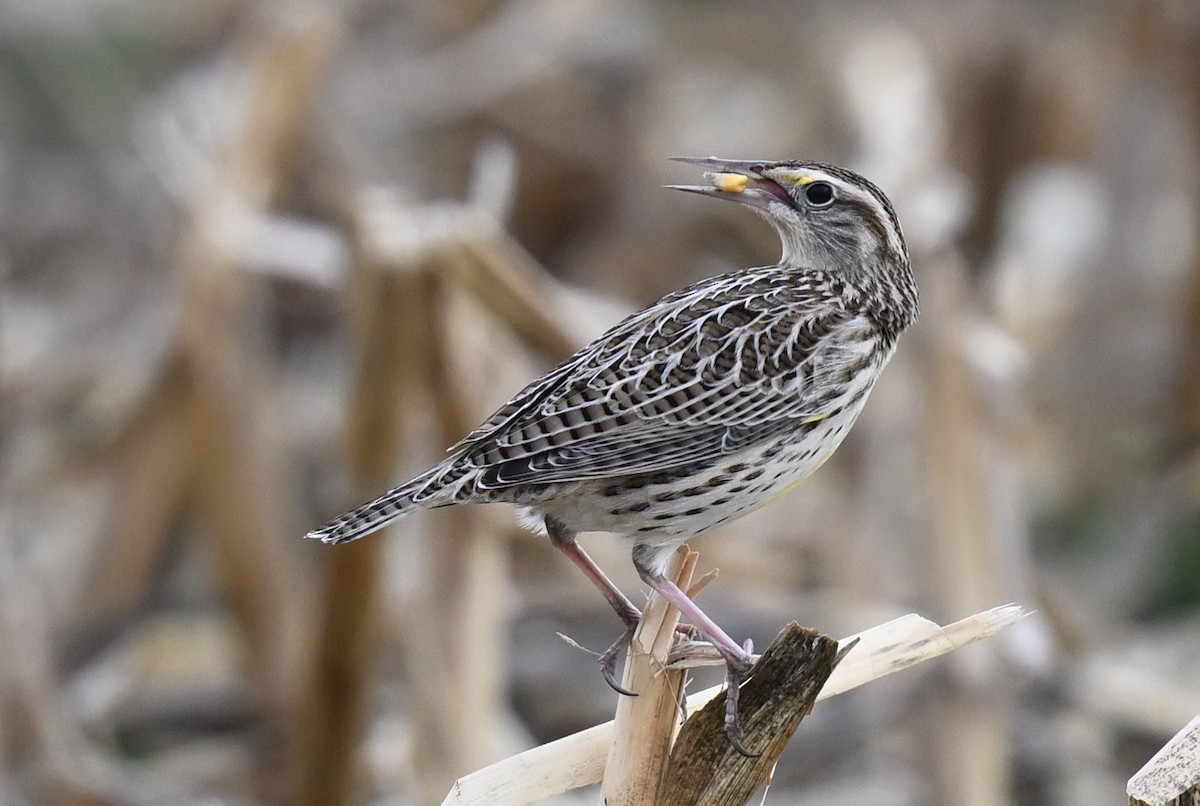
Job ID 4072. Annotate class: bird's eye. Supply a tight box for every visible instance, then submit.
[804,181,835,207]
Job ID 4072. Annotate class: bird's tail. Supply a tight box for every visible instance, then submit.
[306,472,439,545]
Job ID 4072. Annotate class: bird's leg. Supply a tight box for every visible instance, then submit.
[545,517,640,696]
[632,544,760,757]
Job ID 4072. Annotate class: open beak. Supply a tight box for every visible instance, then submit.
[666,157,794,211]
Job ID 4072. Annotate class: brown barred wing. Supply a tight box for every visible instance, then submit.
[447,268,879,488]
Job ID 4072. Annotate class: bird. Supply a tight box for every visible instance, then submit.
[307,157,918,754]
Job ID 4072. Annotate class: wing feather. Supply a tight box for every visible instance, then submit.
[444,266,879,488]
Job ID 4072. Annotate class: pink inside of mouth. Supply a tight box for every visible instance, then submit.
[749,173,794,208]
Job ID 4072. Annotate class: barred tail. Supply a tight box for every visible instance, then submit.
[306,475,434,545]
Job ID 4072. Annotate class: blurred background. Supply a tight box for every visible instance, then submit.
[2,0,1199,804]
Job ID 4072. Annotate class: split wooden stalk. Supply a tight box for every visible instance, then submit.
[600,547,844,806]
[441,605,1026,805]
[601,547,695,805]
[660,625,842,805]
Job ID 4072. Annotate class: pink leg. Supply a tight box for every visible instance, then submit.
[546,518,641,695]
[632,544,759,757]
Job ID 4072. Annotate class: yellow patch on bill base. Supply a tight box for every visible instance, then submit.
[707,172,748,193]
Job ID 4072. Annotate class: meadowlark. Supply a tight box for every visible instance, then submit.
[308,157,918,753]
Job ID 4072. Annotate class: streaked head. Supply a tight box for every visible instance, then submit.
[669,157,909,273]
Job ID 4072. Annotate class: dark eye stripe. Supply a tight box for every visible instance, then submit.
[794,162,907,256]
[837,172,903,250]
[844,198,895,254]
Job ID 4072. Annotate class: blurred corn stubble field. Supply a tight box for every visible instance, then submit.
[1,1,1199,804]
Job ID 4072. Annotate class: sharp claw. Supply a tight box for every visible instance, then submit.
[598,622,639,697]
[726,720,762,759]
[597,652,638,700]
[601,663,639,698]
[722,650,761,757]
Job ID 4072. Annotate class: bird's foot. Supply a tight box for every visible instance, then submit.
[720,638,760,758]
[595,606,703,697]
[598,620,639,697]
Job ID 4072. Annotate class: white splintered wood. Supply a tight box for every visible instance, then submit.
[440,603,1027,806]
[1128,714,1200,806]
